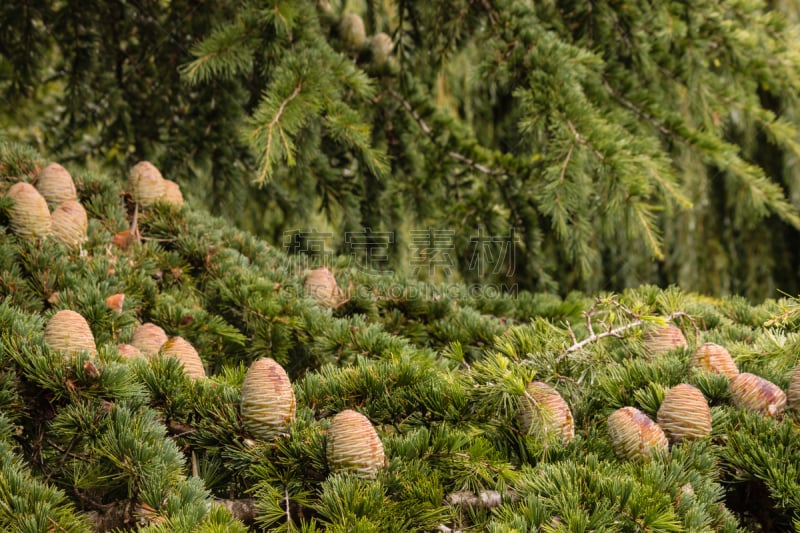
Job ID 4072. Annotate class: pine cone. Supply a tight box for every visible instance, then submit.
[240,358,296,440]
[35,163,77,207]
[130,323,168,355]
[656,384,711,443]
[607,406,668,461]
[50,200,88,248]
[117,343,143,360]
[6,182,51,239]
[305,267,342,307]
[692,342,739,379]
[371,32,394,65]
[518,381,574,442]
[44,310,97,357]
[129,161,165,207]
[643,325,687,356]
[788,363,800,413]
[327,409,385,478]
[730,372,786,417]
[340,13,366,50]
[161,180,184,208]
[162,336,205,379]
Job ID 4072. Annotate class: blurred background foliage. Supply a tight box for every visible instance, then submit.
[2,0,800,300]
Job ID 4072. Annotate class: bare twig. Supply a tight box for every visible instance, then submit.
[130,202,140,243]
[285,484,292,524]
[562,310,690,357]
[564,321,578,345]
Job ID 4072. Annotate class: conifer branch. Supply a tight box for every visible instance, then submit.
[562,308,691,356]
[253,82,304,183]
[284,484,291,525]
[389,89,504,176]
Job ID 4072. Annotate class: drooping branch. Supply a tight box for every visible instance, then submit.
[389,89,504,176]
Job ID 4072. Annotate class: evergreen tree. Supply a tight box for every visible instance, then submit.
[3,1,800,298]
[2,143,800,531]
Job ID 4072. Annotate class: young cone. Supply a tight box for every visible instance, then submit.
[789,363,800,413]
[607,407,668,461]
[130,323,168,355]
[730,372,786,417]
[50,200,88,248]
[44,310,97,357]
[340,13,366,49]
[240,358,296,440]
[161,180,184,208]
[129,161,165,207]
[657,384,712,443]
[6,182,51,239]
[371,32,394,65]
[162,336,205,379]
[518,381,574,442]
[692,342,739,379]
[117,343,143,360]
[643,325,687,356]
[35,162,77,207]
[327,409,385,478]
[305,267,342,307]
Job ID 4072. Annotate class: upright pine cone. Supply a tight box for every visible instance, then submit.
[371,32,394,65]
[117,344,143,360]
[643,325,687,356]
[340,13,366,49]
[730,372,786,417]
[130,323,168,355]
[161,180,184,208]
[607,407,668,461]
[50,200,88,248]
[305,267,342,307]
[240,358,296,440]
[6,182,51,239]
[35,163,77,207]
[692,343,739,379]
[44,310,97,357]
[518,381,574,442]
[788,363,800,413]
[162,336,205,379]
[327,410,385,478]
[129,161,165,207]
[657,384,712,443]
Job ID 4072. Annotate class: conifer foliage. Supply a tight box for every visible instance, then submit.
[3,1,800,297]
[2,143,800,530]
